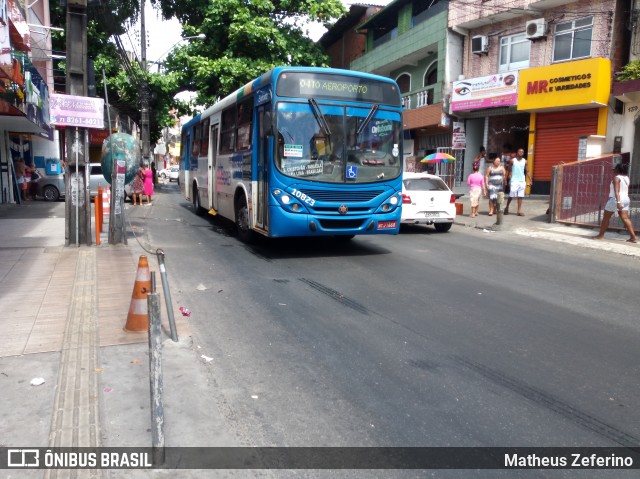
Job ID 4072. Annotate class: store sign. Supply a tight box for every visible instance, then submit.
[50,94,105,129]
[451,121,466,149]
[451,72,518,111]
[517,58,611,111]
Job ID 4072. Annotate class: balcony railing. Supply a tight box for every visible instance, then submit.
[402,85,437,110]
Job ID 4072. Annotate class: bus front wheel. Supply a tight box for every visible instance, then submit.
[235,196,254,243]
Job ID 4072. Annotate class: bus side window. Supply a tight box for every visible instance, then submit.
[192,125,200,157]
[220,107,236,153]
[201,118,210,157]
[237,98,253,150]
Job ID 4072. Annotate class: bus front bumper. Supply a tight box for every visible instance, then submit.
[268,206,400,237]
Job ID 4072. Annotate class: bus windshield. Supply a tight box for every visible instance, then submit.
[275,101,402,184]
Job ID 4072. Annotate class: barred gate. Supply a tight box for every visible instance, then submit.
[551,155,639,232]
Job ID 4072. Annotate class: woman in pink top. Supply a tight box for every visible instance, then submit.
[142,163,154,205]
[466,163,486,217]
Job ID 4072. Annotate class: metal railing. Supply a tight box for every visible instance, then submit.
[551,155,639,232]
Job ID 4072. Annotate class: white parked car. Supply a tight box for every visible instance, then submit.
[401,172,456,232]
[159,165,180,181]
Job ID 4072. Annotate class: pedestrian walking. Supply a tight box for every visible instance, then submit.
[501,143,514,197]
[131,164,145,205]
[467,162,485,217]
[485,154,506,216]
[151,161,158,185]
[594,163,637,243]
[473,146,486,173]
[142,163,154,205]
[504,148,531,216]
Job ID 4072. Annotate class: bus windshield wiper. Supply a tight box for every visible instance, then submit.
[308,98,332,138]
[356,104,379,136]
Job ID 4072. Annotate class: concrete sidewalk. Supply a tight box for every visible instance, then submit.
[0,197,235,477]
[452,192,640,257]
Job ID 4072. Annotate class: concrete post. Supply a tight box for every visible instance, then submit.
[64,0,90,246]
[148,272,165,465]
[495,192,504,226]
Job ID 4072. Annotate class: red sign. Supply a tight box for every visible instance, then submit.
[89,129,111,145]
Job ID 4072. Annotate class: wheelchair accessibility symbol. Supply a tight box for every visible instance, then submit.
[346,165,358,179]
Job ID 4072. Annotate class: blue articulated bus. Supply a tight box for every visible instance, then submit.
[180,66,404,241]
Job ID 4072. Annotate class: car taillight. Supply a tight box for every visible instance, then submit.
[402,194,412,204]
[450,193,456,203]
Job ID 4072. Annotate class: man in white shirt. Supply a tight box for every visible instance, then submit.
[503,148,531,216]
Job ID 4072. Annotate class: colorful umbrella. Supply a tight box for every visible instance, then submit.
[421,152,456,163]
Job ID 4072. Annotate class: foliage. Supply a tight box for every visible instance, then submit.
[617,60,640,81]
[152,0,346,106]
[48,0,346,143]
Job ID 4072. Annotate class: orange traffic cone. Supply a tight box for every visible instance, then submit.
[124,255,151,332]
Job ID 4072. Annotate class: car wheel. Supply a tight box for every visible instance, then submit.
[235,195,254,243]
[42,185,60,202]
[434,223,452,233]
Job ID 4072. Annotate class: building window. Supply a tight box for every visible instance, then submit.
[499,33,530,72]
[553,16,593,62]
[396,73,411,109]
[396,73,411,94]
[418,63,437,107]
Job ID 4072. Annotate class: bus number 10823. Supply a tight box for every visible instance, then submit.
[290,188,316,206]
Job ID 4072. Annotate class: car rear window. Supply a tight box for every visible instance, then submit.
[404,178,448,191]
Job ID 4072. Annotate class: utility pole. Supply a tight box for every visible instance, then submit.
[64,0,90,246]
[140,0,151,164]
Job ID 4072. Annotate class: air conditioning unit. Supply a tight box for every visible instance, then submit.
[471,35,489,54]
[526,18,547,40]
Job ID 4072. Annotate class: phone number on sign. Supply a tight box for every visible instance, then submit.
[56,117,102,127]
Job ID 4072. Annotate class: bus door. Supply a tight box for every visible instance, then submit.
[256,103,271,230]
[209,124,219,210]
[183,131,191,200]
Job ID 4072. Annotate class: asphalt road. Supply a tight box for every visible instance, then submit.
[132,182,640,476]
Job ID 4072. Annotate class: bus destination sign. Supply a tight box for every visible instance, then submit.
[299,78,369,96]
[277,72,401,106]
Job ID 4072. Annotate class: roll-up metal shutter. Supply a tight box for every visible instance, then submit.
[534,109,598,182]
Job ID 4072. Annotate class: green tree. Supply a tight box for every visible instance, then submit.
[152,0,346,106]
[617,60,640,81]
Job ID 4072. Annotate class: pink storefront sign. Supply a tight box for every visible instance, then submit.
[50,93,105,129]
[452,71,519,112]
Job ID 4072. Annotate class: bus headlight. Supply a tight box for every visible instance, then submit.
[375,193,401,214]
[273,189,309,213]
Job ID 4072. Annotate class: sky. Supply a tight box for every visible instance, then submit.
[124,0,394,63]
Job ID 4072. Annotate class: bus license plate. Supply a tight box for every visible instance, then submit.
[377,221,397,230]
